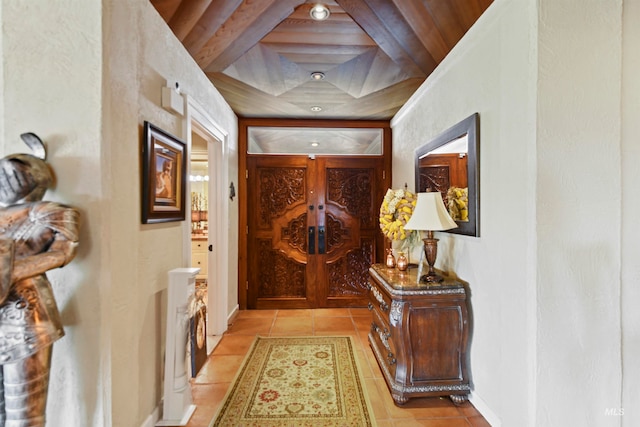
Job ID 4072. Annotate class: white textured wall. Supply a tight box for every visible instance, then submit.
[394,0,632,426]
[536,1,622,425]
[105,1,238,426]
[392,1,537,425]
[0,2,4,141]
[1,0,238,426]
[622,1,640,425]
[1,1,106,425]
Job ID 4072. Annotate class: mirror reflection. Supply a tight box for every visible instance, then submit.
[415,113,479,237]
[418,135,469,222]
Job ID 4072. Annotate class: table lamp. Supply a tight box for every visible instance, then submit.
[404,192,458,283]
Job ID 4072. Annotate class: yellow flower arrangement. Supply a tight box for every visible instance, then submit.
[379,188,418,243]
[447,186,468,221]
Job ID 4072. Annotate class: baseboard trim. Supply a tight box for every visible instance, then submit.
[469,391,500,427]
[155,404,196,426]
[140,405,160,427]
[227,304,239,325]
[145,305,238,427]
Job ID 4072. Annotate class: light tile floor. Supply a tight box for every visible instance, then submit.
[184,308,491,427]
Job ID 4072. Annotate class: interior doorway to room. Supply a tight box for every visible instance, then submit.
[189,133,209,290]
[187,109,229,339]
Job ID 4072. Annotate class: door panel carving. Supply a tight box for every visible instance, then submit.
[322,159,380,306]
[325,211,359,260]
[328,238,374,297]
[327,168,375,228]
[248,157,314,309]
[419,165,450,195]
[272,205,308,264]
[258,167,306,228]
[257,239,306,298]
[247,156,385,308]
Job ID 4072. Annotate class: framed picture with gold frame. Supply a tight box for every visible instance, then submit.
[142,121,187,223]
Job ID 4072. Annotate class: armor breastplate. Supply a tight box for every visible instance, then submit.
[0,275,64,363]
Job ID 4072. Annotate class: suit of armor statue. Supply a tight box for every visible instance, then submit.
[0,133,80,426]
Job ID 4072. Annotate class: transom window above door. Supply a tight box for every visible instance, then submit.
[247,127,383,155]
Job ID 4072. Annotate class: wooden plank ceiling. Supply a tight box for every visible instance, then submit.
[150,0,493,122]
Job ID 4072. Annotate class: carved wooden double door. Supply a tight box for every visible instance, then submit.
[247,155,385,309]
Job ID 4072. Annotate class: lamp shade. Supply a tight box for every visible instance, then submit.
[405,192,458,231]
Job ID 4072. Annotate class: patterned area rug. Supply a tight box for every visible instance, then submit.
[209,336,377,427]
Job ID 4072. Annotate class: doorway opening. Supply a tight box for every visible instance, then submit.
[185,99,230,348]
[189,133,209,344]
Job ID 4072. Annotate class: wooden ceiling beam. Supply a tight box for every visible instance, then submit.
[182,0,244,55]
[452,0,489,30]
[360,0,438,74]
[390,0,449,63]
[266,13,375,46]
[262,42,371,56]
[150,0,181,22]
[196,0,305,72]
[336,0,428,78]
[422,0,468,49]
[261,30,374,47]
[167,0,214,41]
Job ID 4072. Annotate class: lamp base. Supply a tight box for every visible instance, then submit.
[420,231,443,284]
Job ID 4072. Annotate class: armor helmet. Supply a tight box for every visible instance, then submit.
[0,133,53,206]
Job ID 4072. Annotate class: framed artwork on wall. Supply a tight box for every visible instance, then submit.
[142,121,187,223]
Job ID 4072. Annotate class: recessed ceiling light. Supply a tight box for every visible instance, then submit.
[310,106,322,112]
[310,71,325,81]
[311,142,319,147]
[310,4,330,21]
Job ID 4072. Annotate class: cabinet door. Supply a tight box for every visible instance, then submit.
[407,303,465,382]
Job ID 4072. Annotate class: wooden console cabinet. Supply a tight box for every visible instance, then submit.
[367,264,471,405]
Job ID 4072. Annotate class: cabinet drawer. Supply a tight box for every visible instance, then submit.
[192,252,208,275]
[191,241,207,252]
[368,279,392,318]
[370,317,397,377]
[369,279,397,378]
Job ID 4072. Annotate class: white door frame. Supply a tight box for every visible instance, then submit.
[183,96,229,337]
